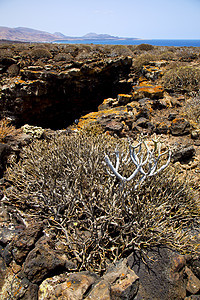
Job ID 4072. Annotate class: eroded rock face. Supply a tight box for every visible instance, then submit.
[0,52,132,129]
[128,248,188,300]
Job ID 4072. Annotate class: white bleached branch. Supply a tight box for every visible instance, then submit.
[105,135,171,189]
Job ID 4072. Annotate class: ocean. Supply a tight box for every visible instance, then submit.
[57,39,200,47]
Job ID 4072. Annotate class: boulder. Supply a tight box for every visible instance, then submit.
[103,259,139,300]
[84,280,111,300]
[170,118,191,136]
[0,267,38,300]
[133,84,164,100]
[185,266,200,295]
[128,248,187,300]
[38,272,98,300]
[22,236,76,283]
[11,222,43,264]
[117,94,133,105]
[172,145,195,163]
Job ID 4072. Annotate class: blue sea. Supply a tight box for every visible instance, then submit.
[57,39,200,47]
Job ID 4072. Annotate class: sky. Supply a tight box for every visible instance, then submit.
[0,0,200,39]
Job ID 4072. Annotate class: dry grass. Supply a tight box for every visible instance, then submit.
[0,118,19,143]
[162,65,200,93]
[4,131,199,274]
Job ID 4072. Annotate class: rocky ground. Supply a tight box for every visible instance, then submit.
[0,42,200,299]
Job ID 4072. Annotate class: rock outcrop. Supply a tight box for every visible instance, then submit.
[0,44,132,128]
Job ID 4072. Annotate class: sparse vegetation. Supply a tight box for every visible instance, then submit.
[135,43,154,51]
[184,96,200,127]
[30,48,52,59]
[5,131,199,274]
[0,118,20,143]
[132,53,157,74]
[162,65,200,93]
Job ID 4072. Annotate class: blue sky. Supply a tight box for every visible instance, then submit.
[0,0,200,39]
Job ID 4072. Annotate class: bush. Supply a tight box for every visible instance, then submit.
[0,118,20,143]
[162,65,200,93]
[30,48,52,59]
[132,53,156,74]
[184,96,200,125]
[54,53,73,62]
[5,132,199,273]
[135,43,154,51]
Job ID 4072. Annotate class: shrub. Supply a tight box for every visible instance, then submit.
[162,65,200,93]
[54,53,73,62]
[132,53,157,74]
[158,50,177,61]
[135,43,154,51]
[30,48,52,59]
[184,96,200,125]
[4,132,199,273]
[0,118,20,143]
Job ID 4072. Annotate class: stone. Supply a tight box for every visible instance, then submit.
[0,267,38,300]
[133,84,164,100]
[185,266,200,295]
[156,122,169,134]
[142,65,162,81]
[191,130,200,140]
[76,107,128,130]
[128,248,187,300]
[0,224,24,245]
[98,98,115,111]
[103,259,139,299]
[117,94,133,105]
[38,272,98,300]
[85,280,111,300]
[188,257,200,279]
[172,145,195,163]
[103,120,124,133]
[22,236,76,283]
[11,222,43,264]
[170,118,191,136]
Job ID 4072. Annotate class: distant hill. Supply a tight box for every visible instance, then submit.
[82,32,118,39]
[0,26,138,42]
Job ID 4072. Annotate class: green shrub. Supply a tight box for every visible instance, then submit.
[135,43,154,51]
[5,132,199,273]
[30,48,52,59]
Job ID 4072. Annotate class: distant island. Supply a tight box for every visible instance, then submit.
[0,26,139,43]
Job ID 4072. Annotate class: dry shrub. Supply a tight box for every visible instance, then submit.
[184,96,200,125]
[30,48,52,59]
[175,48,198,62]
[0,118,19,143]
[158,50,177,61]
[109,45,133,57]
[132,53,157,74]
[4,131,199,273]
[162,65,200,93]
[135,43,154,51]
[54,53,73,62]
